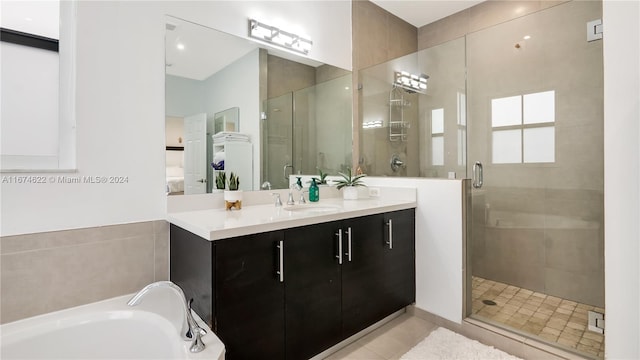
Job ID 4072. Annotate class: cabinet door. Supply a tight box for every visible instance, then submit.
[382,209,416,312]
[170,225,213,327]
[214,232,285,360]
[284,222,342,360]
[341,214,388,338]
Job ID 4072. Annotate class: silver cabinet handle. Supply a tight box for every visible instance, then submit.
[345,227,352,262]
[335,229,343,264]
[276,240,284,282]
[472,161,483,189]
[386,219,393,250]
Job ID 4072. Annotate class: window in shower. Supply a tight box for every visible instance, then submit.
[431,108,444,166]
[491,90,555,164]
[457,91,467,167]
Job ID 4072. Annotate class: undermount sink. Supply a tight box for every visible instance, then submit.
[283,204,342,214]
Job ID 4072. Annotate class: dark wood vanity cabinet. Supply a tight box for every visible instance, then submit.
[382,210,417,318]
[214,231,286,360]
[170,208,415,360]
[341,210,415,339]
[284,221,343,360]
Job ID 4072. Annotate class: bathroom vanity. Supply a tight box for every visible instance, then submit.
[168,195,416,360]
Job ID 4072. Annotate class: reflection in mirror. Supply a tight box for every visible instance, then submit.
[214,107,239,133]
[263,60,352,189]
[359,37,466,178]
[165,16,352,194]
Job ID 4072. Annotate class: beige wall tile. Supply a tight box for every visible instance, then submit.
[544,268,604,307]
[0,221,166,324]
[469,1,541,33]
[353,0,390,70]
[0,221,153,255]
[153,220,170,281]
[352,0,416,71]
[418,10,469,50]
[267,55,316,98]
[387,14,418,62]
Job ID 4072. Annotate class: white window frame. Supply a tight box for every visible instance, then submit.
[491,91,555,165]
[0,1,77,172]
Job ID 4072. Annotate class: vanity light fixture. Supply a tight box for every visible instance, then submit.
[394,71,429,94]
[249,19,312,55]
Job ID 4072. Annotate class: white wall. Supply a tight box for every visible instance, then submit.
[203,49,261,189]
[365,177,465,323]
[165,75,204,117]
[0,1,351,236]
[603,1,640,358]
[1,43,59,167]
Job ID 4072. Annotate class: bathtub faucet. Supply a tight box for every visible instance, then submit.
[127,281,205,353]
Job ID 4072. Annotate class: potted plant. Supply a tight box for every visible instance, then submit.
[215,171,226,190]
[334,167,366,200]
[224,172,242,210]
[310,168,329,186]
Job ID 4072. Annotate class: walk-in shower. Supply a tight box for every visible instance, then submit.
[359,1,604,358]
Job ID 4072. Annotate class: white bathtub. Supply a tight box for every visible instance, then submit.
[0,291,225,360]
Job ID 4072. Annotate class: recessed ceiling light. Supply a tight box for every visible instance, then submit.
[176,43,185,51]
[523,35,531,40]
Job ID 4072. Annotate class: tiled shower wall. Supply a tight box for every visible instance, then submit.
[416,1,571,51]
[0,221,169,324]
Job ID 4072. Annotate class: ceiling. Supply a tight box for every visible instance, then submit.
[166,1,485,81]
[370,0,484,28]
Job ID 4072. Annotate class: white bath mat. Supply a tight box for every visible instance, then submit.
[400,327,523,360]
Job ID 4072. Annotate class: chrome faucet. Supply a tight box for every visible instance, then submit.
[128,281,205,353]
[272,193,283,207]
[287,190,296,205]
[288,178,303,205]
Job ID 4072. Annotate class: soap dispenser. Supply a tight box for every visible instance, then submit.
[309,178,319,202]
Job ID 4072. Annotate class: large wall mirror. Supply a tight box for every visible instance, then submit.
[165,16,353,195]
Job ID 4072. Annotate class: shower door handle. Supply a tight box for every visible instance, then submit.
[472,161,483,189]
[283,164,293,182]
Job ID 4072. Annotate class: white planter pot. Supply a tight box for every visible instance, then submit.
[342,186,358,200]
[224,190,243,209]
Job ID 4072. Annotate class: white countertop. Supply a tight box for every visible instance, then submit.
[167,196,416,241]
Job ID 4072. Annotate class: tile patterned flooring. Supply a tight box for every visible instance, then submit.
[325,313,438,360]
[471,277,605,358]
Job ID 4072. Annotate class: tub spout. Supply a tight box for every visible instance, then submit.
[128,281,205,353]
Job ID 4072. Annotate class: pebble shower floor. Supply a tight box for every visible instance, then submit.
[471,277,604,358]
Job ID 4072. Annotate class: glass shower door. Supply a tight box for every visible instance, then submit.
[263,93,293,190]
[466,1,604,357]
